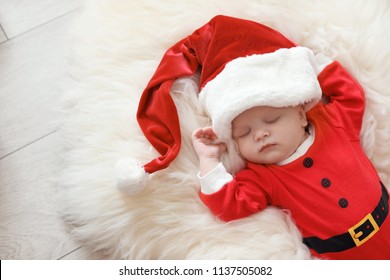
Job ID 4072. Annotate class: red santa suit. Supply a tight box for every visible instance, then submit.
[200,61,390,260]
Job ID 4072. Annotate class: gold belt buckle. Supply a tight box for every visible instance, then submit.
[348,213,379,247]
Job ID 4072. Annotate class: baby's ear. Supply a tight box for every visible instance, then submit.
[299,105,308,127]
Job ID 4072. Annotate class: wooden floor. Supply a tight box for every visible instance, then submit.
[0,0,93,259]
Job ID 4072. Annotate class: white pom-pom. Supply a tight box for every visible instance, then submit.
[115,158,149,195]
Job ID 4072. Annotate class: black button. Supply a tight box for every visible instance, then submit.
[339,198,349,208]
[321,178,331,188]
[303,157,314,168]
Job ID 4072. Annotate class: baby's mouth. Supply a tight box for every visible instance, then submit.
[259,143,275,152]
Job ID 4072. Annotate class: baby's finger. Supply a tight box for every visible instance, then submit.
[193,127,209,138]
[201,126,218,139]
[192,127,205,139]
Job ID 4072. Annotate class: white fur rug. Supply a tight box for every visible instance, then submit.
[58,0,390,259]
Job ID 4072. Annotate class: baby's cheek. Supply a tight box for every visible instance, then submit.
[236,139,246,152]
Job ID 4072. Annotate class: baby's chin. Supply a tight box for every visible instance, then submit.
[247,156,285,165]
[247,150,289,165]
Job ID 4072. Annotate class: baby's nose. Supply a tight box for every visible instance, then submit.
[255,129,269,141]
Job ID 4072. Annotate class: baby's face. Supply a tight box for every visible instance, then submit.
[232,106,308,165]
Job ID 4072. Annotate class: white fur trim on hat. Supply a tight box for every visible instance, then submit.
[115,158,149,194]
[199,47,322,141]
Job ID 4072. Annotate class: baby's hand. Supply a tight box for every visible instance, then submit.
[191,127,226,160]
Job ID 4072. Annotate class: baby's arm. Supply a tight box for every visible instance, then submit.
[317,61,365,137]
[192,127,269,221]
[191,126,227,176]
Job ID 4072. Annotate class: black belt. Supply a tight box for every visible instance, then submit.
[303,182,389,254]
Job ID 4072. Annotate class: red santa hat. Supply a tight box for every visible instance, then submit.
[200,46,321,142]
[115,15,323,194]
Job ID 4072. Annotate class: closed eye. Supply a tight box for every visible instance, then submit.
[264,116,280,124]
[233,129,250,139]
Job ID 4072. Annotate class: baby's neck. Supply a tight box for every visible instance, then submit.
[276,124,315,166]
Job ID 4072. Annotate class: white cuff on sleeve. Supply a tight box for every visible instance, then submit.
[198,162,233,195]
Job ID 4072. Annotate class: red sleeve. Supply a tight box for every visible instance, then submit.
[200,169,269,222]
[317,61,365,138]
